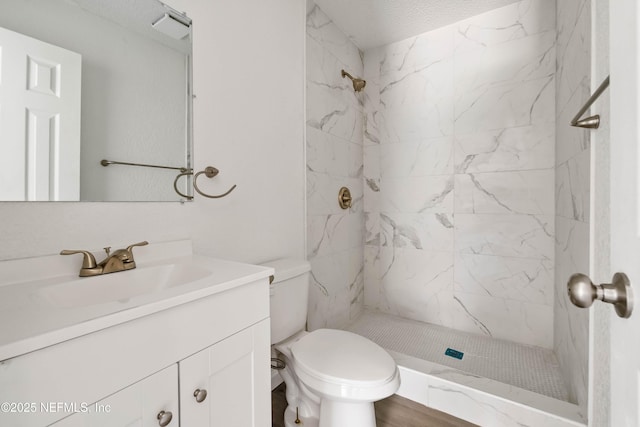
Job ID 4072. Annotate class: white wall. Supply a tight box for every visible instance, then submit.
[0,0,305,264]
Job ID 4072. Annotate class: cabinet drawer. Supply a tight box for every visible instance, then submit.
[51,364,178,427]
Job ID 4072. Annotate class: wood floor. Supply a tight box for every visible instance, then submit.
[271,383,478,427]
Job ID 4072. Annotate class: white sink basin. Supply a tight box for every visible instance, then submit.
[0,240,274,363]
[37,262,211,309]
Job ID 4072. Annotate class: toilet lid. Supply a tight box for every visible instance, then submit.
[290,329,397,387]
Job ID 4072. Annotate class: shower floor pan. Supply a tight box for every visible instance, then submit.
[346,310,586,427]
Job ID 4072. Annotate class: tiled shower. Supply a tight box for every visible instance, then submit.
[306,0,591,420]
[363,2,556,349]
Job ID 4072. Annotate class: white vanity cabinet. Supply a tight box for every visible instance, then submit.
[0,262,272,427]
[51,364,179,427]
[179,319,270,427]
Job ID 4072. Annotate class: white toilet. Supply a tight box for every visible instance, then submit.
[264,258,400,427]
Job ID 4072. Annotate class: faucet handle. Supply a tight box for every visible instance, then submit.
[126,241,149,253]
[60,250,98,269]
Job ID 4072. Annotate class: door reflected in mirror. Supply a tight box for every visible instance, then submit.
[0,0,193,201]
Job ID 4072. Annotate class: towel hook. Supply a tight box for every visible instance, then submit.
[570,75,610,129]
[173,166,237,200]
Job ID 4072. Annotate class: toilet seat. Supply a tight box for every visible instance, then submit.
[290,329,399,401]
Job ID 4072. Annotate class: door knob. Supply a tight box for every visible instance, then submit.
[567,272,634,318]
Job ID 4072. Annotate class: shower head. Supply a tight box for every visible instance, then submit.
[341,69,366,92]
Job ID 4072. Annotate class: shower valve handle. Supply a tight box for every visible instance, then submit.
[567,272,634,318]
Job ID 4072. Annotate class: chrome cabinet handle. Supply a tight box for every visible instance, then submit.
[567,272,634,318]
[157,410,173,426]
[193,388,208,403]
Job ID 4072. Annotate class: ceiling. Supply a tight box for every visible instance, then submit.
[312,0,521,50]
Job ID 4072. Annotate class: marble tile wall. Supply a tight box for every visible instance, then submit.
[554,0,590,412]
[363,0,557,349]
[306,6,365,330]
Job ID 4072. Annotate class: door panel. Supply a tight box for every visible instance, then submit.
[609,1,640,426]
[179,319,271,427]
[0,26,81,201]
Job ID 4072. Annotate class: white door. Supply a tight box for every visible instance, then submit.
[609,1,640,426]
[0,26,81,201]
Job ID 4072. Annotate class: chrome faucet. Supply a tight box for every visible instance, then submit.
[61,241,149,277]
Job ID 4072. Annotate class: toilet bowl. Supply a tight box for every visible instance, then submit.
[264,258,400,427]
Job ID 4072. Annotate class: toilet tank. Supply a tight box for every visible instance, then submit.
[261,258,310,345]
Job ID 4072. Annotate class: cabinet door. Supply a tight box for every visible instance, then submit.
[52,364,179,427]
[179,319,270,427]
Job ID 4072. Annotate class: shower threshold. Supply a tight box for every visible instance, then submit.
[346,310,585,427]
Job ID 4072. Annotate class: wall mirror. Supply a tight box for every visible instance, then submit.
[0,0,193,201]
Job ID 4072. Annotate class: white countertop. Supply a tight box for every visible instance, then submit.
[0,240,273,362]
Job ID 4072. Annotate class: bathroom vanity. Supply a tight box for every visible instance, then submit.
[0,240,273,427]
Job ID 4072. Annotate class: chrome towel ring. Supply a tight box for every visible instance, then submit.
[174,166,237,199]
